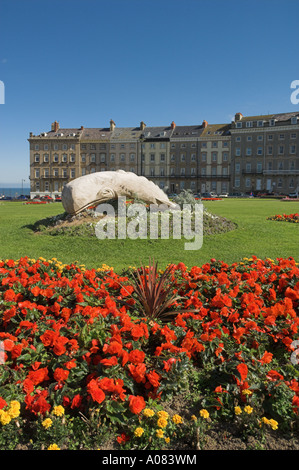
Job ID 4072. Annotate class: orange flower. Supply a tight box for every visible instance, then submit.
[128,363,146,383]
[87,379,105,404]
[100,356,118,367]
[266,370,284,382]
[146,370,161,388]
[27,367,49,386]
[128,395,145,414]
[120,285,134,297]
[3,289,16,302]
[236,363,248,382]
[31,286,40,297]
[53,368,69,383]
[128,349,145,364]
[103,340,123,356]
[260,351,273,364]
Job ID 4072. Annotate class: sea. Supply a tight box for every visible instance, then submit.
[0,187,30,198]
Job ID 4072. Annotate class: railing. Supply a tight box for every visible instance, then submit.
[263,169,299,175]
[169,174,230,179]
[242,170,263,175]
[241,169,299,175]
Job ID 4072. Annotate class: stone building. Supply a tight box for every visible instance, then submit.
[28,111,299,198]
[230,111,299,194]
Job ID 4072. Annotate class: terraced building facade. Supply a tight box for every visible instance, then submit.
[28,111,299,198]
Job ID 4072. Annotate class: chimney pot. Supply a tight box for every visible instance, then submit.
[202,120,208,128]
[140,121,146,131]
[171,121,176,129]
[110,119,116,131]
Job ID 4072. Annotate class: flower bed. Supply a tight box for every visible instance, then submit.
[267,213,299,223]
[0,256,298,449]
[201,198,222,201]
[25,201,49,205]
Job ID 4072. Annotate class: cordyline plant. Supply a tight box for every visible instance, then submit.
[122,258,196,322]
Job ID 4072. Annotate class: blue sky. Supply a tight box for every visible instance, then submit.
[0,0,298,185]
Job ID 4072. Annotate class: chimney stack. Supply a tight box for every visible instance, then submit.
[140,121,146,131]
[80,125,84,130]
[235,112,243,121]
[51,121,60,132]
[170,121,176,130]
[202,120,208,128]
[110,119,116,132]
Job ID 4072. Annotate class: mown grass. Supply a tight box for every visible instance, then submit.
[0,199,298,271]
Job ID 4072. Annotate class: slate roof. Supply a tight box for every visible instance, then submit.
[235,111,299,122]
[39,128,82,138]
[81,128,111,140]
[171,125,204,139]
[140,126,174,140]
[200,123,231,137]
[30,110,299,141]
[110,127,144,141]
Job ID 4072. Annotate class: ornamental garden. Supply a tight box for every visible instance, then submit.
[0,196,298,450]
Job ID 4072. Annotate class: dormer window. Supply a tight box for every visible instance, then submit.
[269,119,276,126]
[236,122,242,128]
[246,121,253,128]
[291,116,298,124]
[257,120,264,127]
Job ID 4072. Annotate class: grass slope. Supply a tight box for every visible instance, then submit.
[0,199,298,271]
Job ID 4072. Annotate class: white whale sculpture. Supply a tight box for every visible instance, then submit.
[62,170,177,215]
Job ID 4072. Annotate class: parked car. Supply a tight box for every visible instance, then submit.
[210,192,218,198]
[201,192,212,198]
[288,192,298,198]
[55,195,62,202]
[40,195,54,202]
[219,192,228,198]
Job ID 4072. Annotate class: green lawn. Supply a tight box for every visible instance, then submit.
[0,199,298,271]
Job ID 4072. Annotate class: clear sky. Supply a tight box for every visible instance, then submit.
[0,0,298,185]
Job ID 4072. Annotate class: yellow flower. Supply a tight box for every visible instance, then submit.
[42,418,53,429]
[143,408,155,418]
[172,414,183,425]
[156,429,164,438]
[52,405,65,417]
[157,410,169,420]
[234,406,242,416]
[134,427,144,437]
[0,410,11,425]
[47,444,60,450]
[9,400,20,409]
[242,389,252,396]
[157,417,168,428]
[244,406,253,414]
[261,417,269,425]
[8,400,21,418]
[199,409,209,419]
[269,419,278,430]
[164,437,170,444]
[191,415,197,422]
